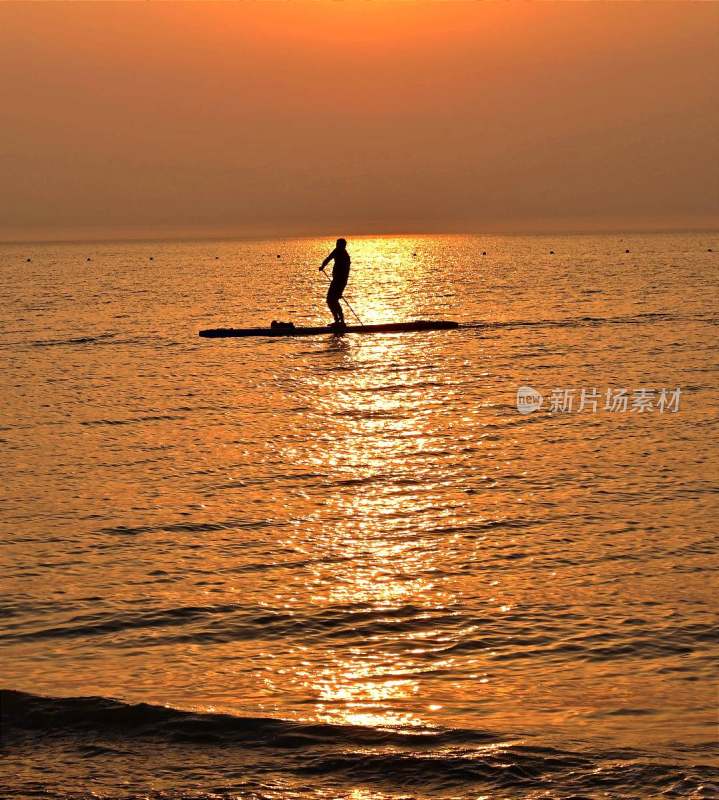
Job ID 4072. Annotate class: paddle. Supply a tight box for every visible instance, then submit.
[319,268,364,326]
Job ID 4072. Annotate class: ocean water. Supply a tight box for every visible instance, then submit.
[1,233,717,799]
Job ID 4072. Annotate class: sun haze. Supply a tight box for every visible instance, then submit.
[1,1,717,242]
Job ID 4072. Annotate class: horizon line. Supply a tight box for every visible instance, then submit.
[2,225,718,248]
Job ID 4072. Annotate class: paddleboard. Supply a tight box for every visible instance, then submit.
[199,320,459,338]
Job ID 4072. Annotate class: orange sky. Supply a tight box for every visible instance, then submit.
[1,1,717,242]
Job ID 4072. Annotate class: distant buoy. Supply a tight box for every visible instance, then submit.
[26,258,31,262]
[708,248,713,252]
[86,257,91,262]
[215,256,219,260]
[276,254,281,259]
[625,249,630,253]
[550,250,554,255]
[150,256,154,261]
[412,252,417,257]
[482,251,487,256]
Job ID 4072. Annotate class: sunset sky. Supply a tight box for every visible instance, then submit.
[1,1,717,242]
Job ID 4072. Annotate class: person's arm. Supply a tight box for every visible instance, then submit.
[320,248,337,271]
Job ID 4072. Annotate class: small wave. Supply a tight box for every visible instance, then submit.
[100,516,274,536]
[31,332,118,347]
[80,414,183,427]
[463,311,698,332]
[1,602,463,646]
[0,689,494,750]
[2,691,716,797]
[440,620,718,664]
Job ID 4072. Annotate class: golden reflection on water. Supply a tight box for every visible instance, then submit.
[345,237,431,325]
[306,655,420,729]
[286,264,461,728]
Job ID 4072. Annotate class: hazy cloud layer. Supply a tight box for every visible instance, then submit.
[1,1,717,241]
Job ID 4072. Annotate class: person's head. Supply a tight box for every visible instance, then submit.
[336,238,347,250]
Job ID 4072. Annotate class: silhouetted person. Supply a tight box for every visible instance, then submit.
[320,238,350,328]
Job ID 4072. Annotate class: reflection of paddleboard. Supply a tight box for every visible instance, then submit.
[199,320,459,338]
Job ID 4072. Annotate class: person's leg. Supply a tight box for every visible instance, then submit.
[326,284,344,325]
[333,277,348,325]
[334,290,345,325]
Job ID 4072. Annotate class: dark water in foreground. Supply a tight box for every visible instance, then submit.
[1,234,718,798]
